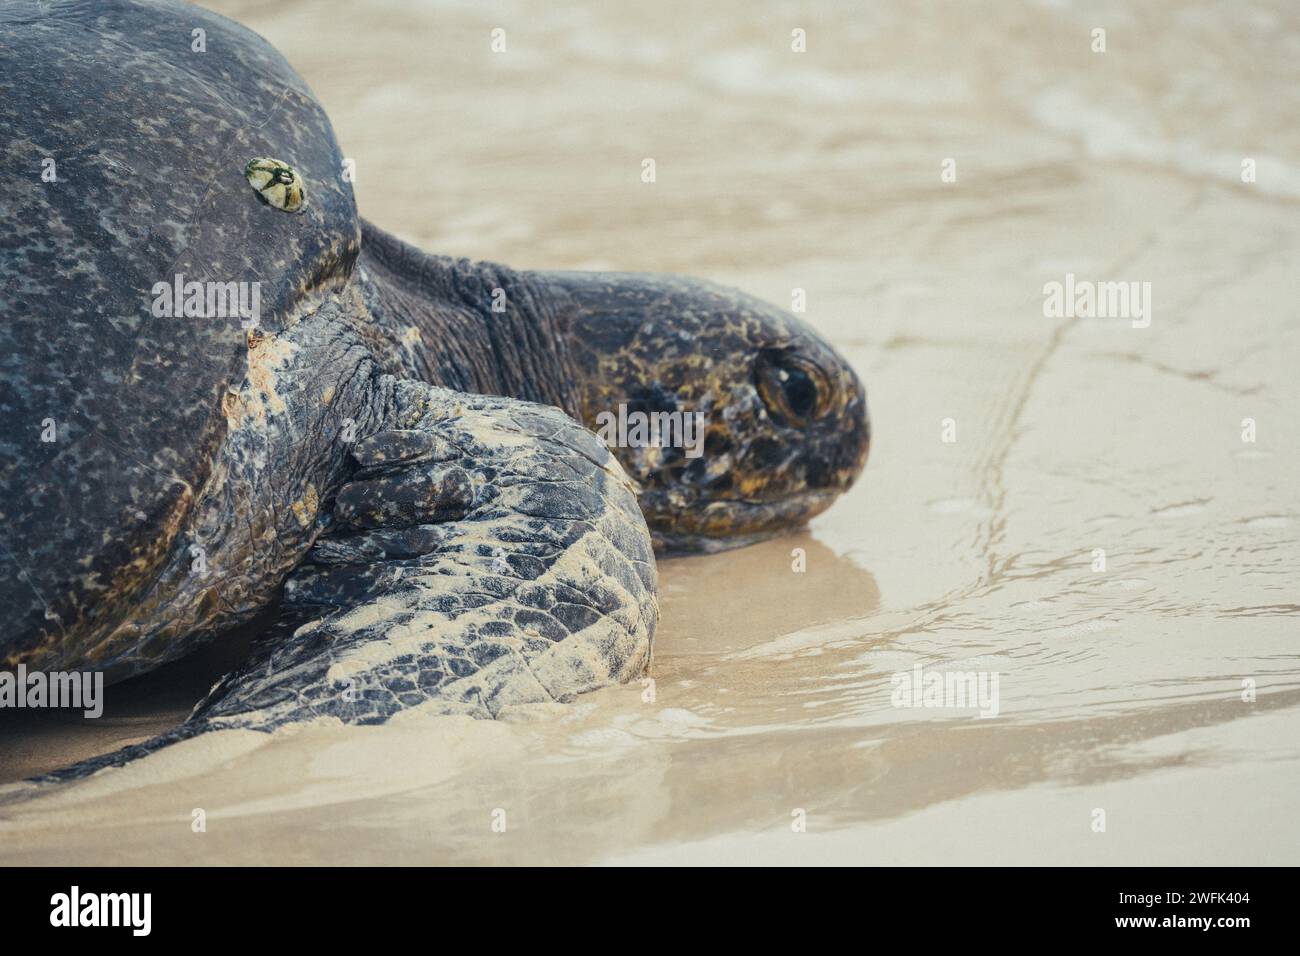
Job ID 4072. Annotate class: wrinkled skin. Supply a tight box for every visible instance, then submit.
[361,229,870,554]
[0,0,868,777]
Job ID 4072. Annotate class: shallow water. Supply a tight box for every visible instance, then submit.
[2,0,1298,864]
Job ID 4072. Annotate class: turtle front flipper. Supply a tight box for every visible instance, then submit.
[215,381,659,725]
[37,381,657,781]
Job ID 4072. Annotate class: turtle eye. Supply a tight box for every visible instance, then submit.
[778,364,818,418]
[754,349,832,426]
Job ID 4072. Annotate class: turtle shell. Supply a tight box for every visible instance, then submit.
[0,0,361,669]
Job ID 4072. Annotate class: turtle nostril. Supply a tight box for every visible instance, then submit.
[683,456,733,492]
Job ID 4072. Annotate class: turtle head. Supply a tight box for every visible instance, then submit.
[544,273,869,552]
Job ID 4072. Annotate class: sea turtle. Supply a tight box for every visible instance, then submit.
[0,0,869,777]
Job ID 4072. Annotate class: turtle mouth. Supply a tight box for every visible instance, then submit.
[641,488,841,554]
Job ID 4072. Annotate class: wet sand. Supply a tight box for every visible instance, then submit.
[2,0,1298,864]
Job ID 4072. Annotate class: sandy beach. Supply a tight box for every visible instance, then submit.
[1,0,1298,864]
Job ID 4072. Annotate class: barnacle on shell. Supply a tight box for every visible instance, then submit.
[245,157,304,212]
